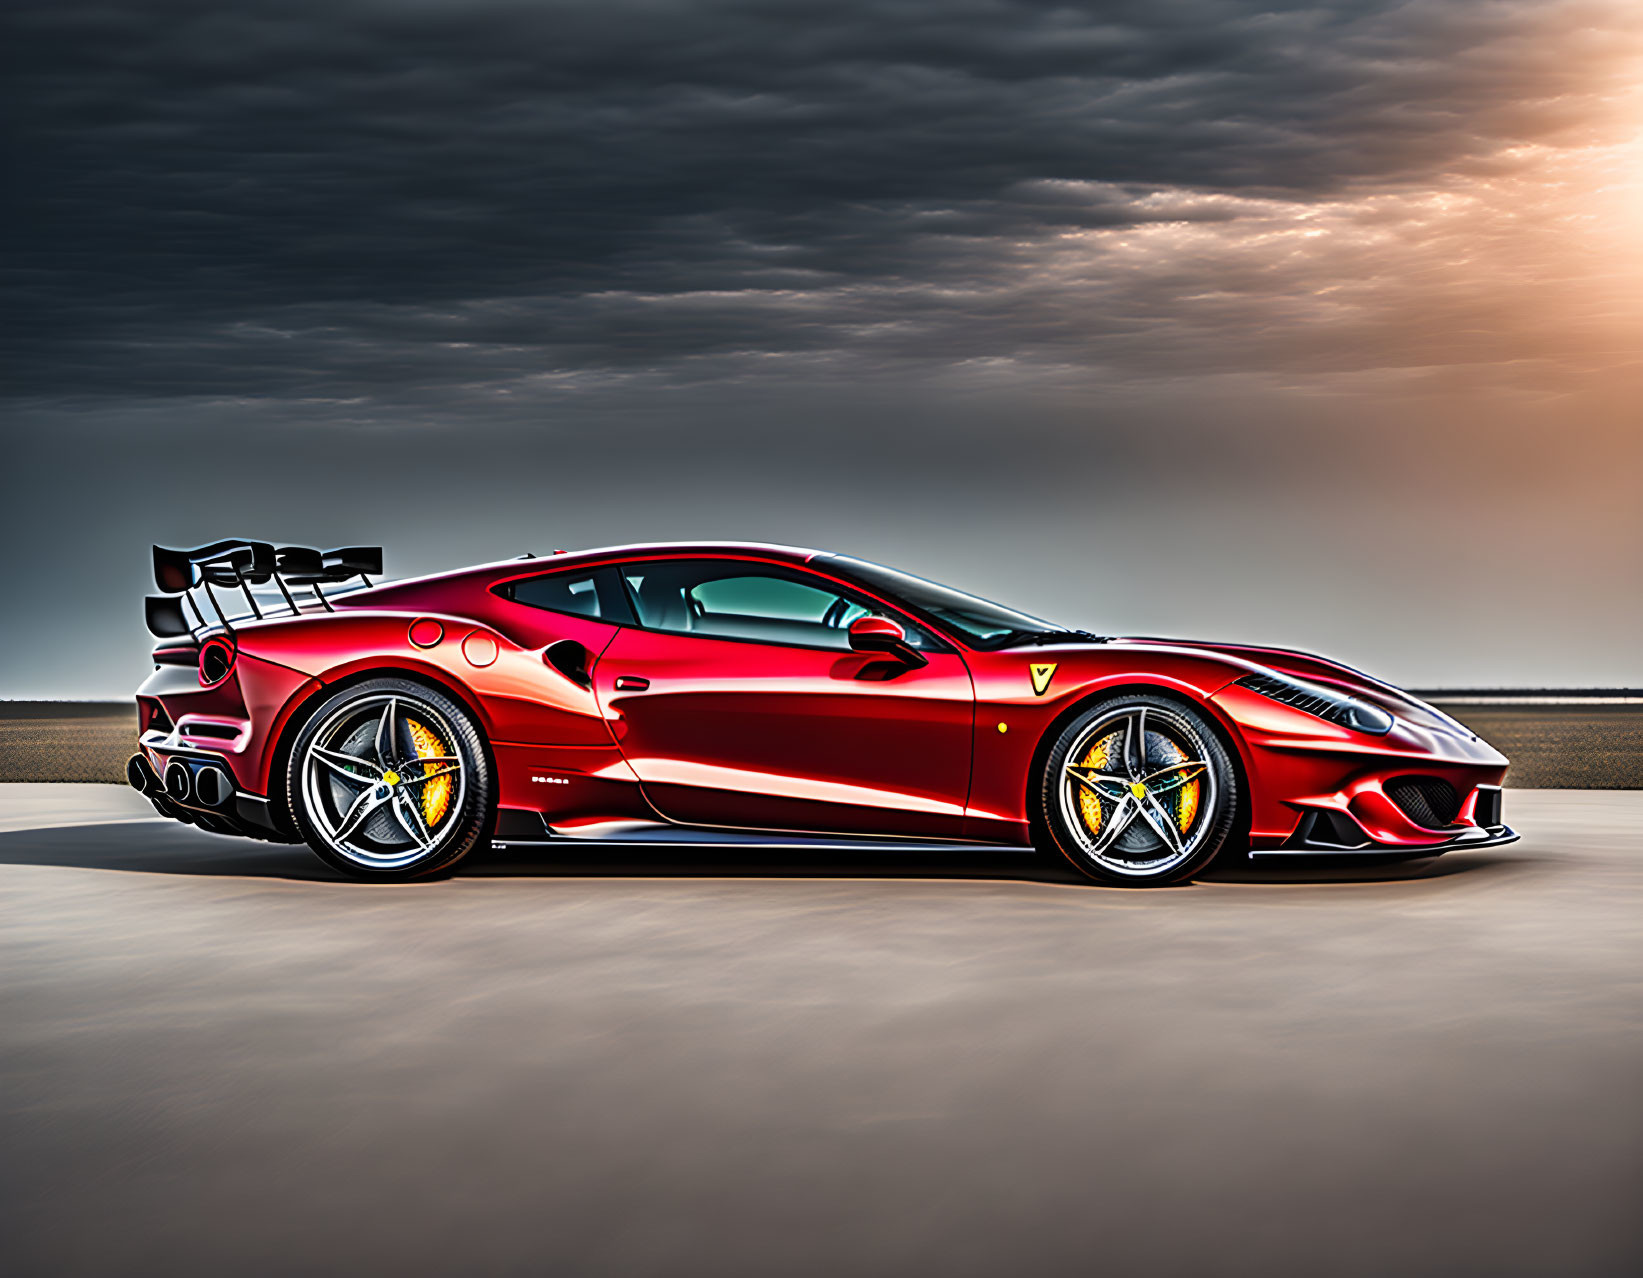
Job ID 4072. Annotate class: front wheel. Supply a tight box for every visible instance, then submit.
[1037,694,1238,886]
[287,677,494,880]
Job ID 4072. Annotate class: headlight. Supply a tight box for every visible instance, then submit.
[1234,670,1394,735]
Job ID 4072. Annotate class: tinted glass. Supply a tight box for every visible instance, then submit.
[818,553,1061,649]
[507,566,633,623]
[621,559,934,650]
[692,574,842,623]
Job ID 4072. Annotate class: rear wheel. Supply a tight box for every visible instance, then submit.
[1038,693,1238,886]
[287,678,493,880]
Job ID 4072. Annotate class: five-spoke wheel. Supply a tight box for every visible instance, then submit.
[1039,694,1238,885]
[287,678,493,879]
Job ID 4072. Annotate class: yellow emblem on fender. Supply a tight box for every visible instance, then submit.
[1029,663,1057,696]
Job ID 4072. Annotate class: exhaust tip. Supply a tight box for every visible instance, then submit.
[126,753,158,795]
[164,760,193,804]
[193,764,234,809]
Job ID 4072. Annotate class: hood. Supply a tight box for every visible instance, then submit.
[1108,636,1480,743]
[1110,636,1381,690]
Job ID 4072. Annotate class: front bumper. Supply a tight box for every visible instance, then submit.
[1211,681,1515,853]
[1253,813,1520,858]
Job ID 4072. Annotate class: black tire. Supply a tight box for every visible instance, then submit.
[1037,692,1239,887]
[286,677,493,880]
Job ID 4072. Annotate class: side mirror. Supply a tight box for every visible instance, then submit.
[848,615,906,653]
[848,615,927,668]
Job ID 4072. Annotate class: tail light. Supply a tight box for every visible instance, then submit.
[199,636,237,686]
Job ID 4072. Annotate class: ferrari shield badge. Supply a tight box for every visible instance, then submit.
[1030,662,1057,696]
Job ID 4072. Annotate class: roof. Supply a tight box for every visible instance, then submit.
[525,541,824,569]
[340,541,833,607]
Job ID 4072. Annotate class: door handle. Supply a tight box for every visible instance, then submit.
[613,675,650,691]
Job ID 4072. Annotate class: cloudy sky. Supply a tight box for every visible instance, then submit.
[4,0,1641,696]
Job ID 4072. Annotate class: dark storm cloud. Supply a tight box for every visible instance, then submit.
[4,1,1642,696]
[6,0,1637,398]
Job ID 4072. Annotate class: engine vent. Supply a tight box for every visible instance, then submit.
[1385,776,1462,829]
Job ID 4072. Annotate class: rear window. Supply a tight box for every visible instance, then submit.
[504,567,634,623]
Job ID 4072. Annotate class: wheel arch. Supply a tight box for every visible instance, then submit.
[265,664,496,831]
[1024,680,1253,847]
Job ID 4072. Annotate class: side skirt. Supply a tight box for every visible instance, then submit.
[491,809,1032,856]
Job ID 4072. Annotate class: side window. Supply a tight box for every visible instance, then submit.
[691,575,839,625]
[621,560,935,650]
[506,566,634,623]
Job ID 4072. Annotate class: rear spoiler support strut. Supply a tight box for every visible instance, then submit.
[146,541,384,639]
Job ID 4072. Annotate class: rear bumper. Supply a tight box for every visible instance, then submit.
[127,749,296,843]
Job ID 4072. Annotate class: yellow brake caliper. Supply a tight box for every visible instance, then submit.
[1076,733,1117,837]
[1081,728,1200,836]
[1156,741,1201,833]
[1177,775,1200,832]
[405,718,453,826]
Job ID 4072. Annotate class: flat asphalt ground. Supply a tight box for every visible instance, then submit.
[2,786,1639,1276]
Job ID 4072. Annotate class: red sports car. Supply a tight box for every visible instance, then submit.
[131,540,1515,884]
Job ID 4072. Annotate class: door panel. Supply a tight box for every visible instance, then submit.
[595,625,975,837]
[480,566,639,824]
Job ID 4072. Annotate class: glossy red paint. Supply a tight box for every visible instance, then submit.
[134,540,1511,856]
[1207,679,1506,848]
[846,613,910,652]
[407,618,443,648]
[594,623,974,836]
[960,644,1258,842]
[138,652,318,797]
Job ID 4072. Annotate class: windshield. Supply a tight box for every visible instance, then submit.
[817,554,1065,650]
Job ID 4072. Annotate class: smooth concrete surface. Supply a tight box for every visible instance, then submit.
[2,787,1640,1276]
[0,782,157,833]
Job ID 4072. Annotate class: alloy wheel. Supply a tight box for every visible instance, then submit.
[299,692,467,870]
[1056,703,1219,878]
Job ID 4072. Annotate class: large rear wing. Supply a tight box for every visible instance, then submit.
[145,540,384,638]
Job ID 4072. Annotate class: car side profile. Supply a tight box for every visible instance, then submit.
[130,540,1516,885]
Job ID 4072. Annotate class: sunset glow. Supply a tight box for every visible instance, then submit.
[5,0,1642,692]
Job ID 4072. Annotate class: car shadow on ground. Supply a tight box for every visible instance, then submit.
[0,820,1537,889]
